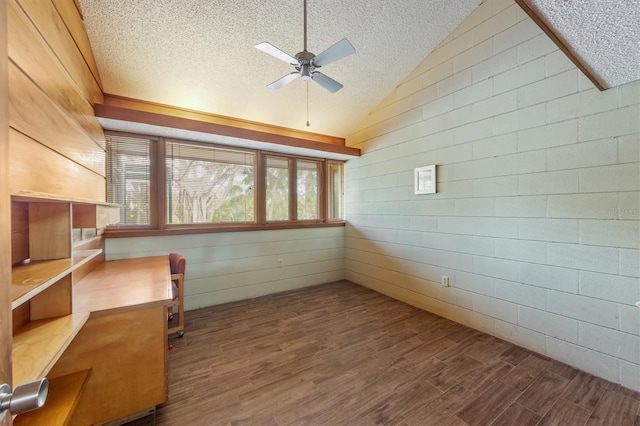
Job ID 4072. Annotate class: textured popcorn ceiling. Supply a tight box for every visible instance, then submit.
[78,0,480,137]
[523,0,640,89]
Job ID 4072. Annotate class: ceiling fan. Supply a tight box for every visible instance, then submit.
[255,0,355,93]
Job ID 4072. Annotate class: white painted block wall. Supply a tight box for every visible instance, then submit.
[106,227,345,310]
[345,0,640,391]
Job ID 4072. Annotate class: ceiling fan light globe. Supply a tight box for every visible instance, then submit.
[300,64,311,80]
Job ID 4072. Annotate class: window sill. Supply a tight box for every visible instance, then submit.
[104,221,346,238]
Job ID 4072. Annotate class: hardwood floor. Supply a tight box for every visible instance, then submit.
[151,281,640,425]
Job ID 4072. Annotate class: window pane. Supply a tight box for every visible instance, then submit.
[266,156,289,221]
[297,160,319,220]
[328,161,344,220]
[106,134,153,225]
[166,141,255,224]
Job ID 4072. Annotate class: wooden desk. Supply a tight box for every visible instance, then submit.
[47,256,172,425]
[73,256,172,314]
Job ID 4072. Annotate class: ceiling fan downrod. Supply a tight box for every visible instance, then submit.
[303,0,308,52]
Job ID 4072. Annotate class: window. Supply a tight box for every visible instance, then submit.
[166,141,255,224]
[106,133,155,226]
[264,156,322,222]
[265,156,290,221]
[327,161,344,220]
[297,160,320,220]
[105,131,344,234]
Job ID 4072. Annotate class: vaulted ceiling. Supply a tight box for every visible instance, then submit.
[78,0,481,138]
[78,0,640,141]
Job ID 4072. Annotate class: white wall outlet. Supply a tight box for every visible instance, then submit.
[277,259,283,267]
[442,276,450,287]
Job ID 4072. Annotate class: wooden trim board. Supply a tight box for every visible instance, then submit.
[514,0,606,91]
[96,94,361,157]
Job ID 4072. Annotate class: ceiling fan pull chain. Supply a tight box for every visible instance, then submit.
[306,80,310,127]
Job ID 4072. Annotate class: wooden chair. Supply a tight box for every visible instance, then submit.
[167,253,186,338]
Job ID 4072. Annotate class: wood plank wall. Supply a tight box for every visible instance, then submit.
[7,0,106,202]
[1,0,15,402]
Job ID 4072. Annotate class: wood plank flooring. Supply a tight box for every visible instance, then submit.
[152,281,640,426]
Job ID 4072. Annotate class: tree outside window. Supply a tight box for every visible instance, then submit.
[106,131,344,232]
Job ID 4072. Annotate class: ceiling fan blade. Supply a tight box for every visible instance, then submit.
[311,71,343,93]
[267,72,300,89]
[312,38,355,67]
[255,42,298,65]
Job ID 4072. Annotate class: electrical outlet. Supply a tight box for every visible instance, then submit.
[278,259,283,267]
[442,276,450,287]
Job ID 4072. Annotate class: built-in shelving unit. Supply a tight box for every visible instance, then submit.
[10,196,119,424]
[12,314,89,386]
[14,370,91,426]
[11,250,102,309]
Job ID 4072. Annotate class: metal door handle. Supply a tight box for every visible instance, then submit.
[0,378,48,419]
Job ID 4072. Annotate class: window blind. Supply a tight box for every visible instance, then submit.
[106,133,154,226]
[165,140,255,224]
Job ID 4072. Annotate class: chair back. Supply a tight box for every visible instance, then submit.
[169,253,186,276]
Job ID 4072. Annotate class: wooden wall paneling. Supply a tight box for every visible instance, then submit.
[28,202,71,261]
[50,0,102,90]
[14,0,103,104]
[7,0,106,150]
[9,130,106,203]
[0,0,12,404]
[9,63,105,176]
[30,274,72,321]
[72,0,83,19]
[11,201,29,265]
[48,306,168,425]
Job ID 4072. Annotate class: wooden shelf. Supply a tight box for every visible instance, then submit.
[9,193,123,424]
[12,191,120,207]
[14,370,91,426]
[12,313,90,386]
[72,203,120,229]
[11,249,102,309]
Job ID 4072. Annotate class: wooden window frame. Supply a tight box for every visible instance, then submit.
[105,132,344,238]
[262,154,326,225]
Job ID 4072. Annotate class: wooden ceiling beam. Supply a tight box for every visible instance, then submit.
[96,94,360,157]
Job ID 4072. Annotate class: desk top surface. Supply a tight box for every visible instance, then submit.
[73,255,172,313]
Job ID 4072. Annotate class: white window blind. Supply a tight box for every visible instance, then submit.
[166,141,255,224]
[106,133,154,226]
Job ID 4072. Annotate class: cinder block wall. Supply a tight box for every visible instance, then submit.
[345,0,640,391]
[106,227,345,309]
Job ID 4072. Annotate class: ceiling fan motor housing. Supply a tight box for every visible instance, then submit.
[295,51,316,80]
